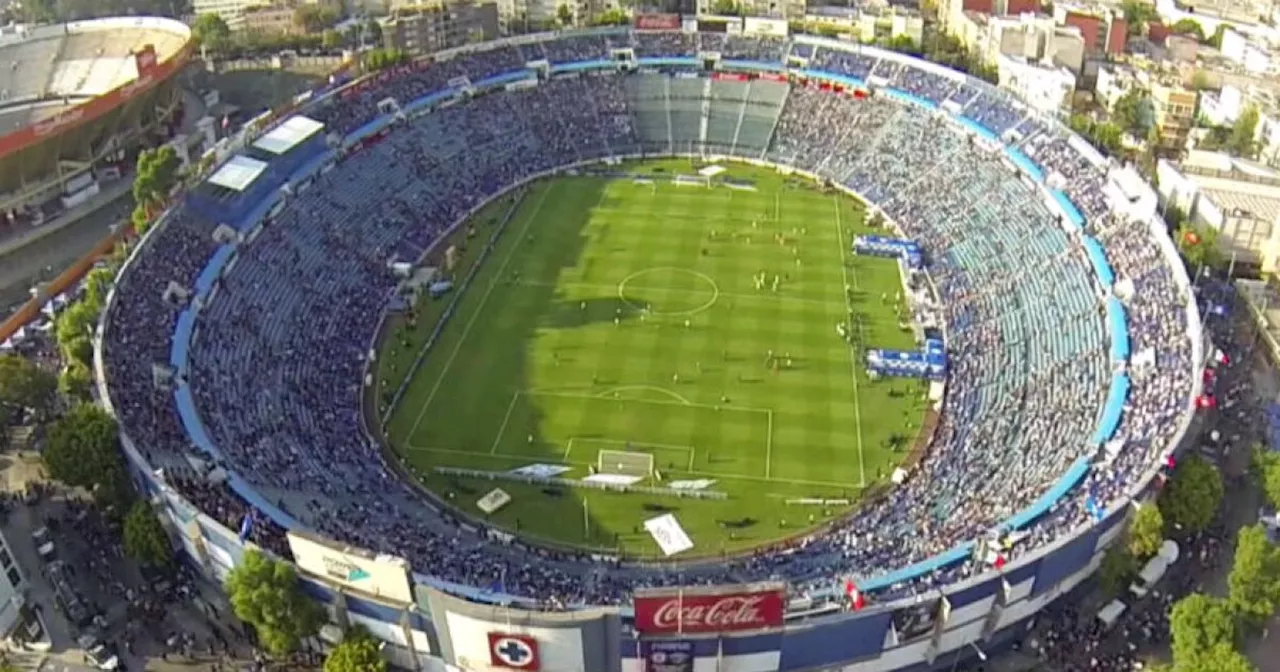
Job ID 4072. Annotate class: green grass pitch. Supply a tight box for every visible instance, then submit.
[376,159,927,558]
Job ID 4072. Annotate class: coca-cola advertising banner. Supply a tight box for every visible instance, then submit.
[633,584,786,635]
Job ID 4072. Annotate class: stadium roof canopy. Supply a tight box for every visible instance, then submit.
[207,155,269,192]
[252,115,325,155]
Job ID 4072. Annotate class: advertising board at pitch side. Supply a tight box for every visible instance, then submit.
[633,583,786,635]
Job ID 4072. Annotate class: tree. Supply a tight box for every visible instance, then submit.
[133,146,182,216]
[55,300,100,359]
[1227,106,1260,159]
[225,550,323,656]
[1227,524,1280,626]
[1113,89,1153,137]
[1253,446,1280,510]
[1172,18,1207,42]
[192,13,232,53]
[363,19,383,46]
[1207,25,1227,49]
[1158,453,1223,535]
[363,48,408,72]
[42,404,129,504]
[123,500,173,568]
[1092,122,1124,155]
[556,3,574,26]
[294,5,339,33]
[1176,222,1222,270]
[1170,593,1236,665]
[322,29,343,50]
[1175,643,1257,672]
[1129,503,1165,559]
[1192,71,1212,92]
[590,8,629,25]
[324,627,387,672]
[0,354,57,418]
[1122,0,1158,35]
[1098,545,1139,597]
[711,0,739,15]
[58,362,93,402]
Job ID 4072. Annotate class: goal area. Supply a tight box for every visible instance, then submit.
[597,450,655,478]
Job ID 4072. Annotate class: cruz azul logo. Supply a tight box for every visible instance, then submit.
[634,585,786,635]
[322,555,371,583]
[487,632,539,670]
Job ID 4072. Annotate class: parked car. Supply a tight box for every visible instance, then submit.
[76,634,118,670]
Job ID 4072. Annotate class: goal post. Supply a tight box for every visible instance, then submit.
[597,450,656,478]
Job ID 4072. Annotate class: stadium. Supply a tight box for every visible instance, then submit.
[0,17,191,231]
[93,18,1203,672]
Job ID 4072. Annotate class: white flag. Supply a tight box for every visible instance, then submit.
[643,514,694,557]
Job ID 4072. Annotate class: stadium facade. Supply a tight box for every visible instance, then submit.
[0,17,191,220]
[91,20,1204,672]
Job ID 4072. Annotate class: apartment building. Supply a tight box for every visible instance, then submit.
[1151,82,1197,153]
[380,1,500,55]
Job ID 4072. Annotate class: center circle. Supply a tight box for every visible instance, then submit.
[617,267,719,317]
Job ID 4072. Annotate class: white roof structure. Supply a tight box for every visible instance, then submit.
[206,155,269,192]
[251,115,324,155]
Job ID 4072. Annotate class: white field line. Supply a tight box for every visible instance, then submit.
[832,197,867,488]
[407,185,553,438]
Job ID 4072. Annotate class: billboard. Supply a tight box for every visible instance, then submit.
[640,640,693,672]
[286,531,413,604]
[445,611,586,672]
[633,582,786,635]
[633,13,681,30]
[743,17,788,37]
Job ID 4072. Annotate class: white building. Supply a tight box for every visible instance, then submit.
[1094,63,1142,111]
[0,531,28,638]
[998,54,1076,113]
[1219,28,1274,75]
[1157,150,1280,272]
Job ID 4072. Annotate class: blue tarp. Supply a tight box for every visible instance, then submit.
[955,116,999,143]
[175,385,218,459]
[721,59,786,73]
[1052,190,1086,230]
[1106,297,1130,362]
[343,115,397,149]
[1001,457,1091,531]
[1004,146,1045,183]
[195,245,235,302]
[549,59,614,74]
[1092,374,1131,445]
[635,57,700,68]
[404,89,458,115]
[473,71,535,90]
[1082,235,1115,288]
[170,309,195,372]
[860,543,976,592]
[797,69,867,90]
[883,88,939,111]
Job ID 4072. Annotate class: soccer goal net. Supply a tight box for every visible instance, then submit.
[597,450,655,478]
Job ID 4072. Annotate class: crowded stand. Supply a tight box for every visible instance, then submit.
[96,31,1195,615]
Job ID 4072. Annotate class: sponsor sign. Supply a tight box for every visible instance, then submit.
[633,13,681,30]
[0,40,192,159]
[641,640,693,672]
[488,633,540,670]
[286,531,413,603]
[743,17,788,37]
[633,583,786,635]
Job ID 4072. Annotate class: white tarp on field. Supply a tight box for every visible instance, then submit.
[644,513,694,557]
[668,479,716,491]
[508,464,572,478]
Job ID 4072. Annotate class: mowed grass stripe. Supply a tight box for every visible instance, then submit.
[383,162,927,557]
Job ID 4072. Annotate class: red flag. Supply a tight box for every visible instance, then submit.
[993,554,1006,570]
[852,89,868,100]
[844,579,865,610]
[1183,231,1200,245]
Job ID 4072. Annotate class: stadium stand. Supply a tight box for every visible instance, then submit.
[98,30,1196,616]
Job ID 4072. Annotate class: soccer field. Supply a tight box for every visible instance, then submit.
[378,160,926,558]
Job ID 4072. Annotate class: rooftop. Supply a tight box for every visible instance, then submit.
[206,155,269,192]
[251,115,325,156]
